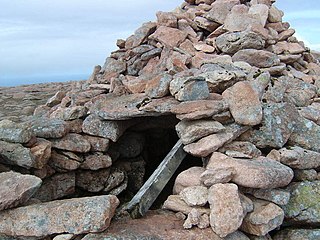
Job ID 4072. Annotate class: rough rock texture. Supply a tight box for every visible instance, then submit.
[206,152,294,189]
[0,171,42,211]
[0,0,319,238]
[241,199,285,236]
[0,195,119,237]
[283,181,320,225]
[273,228,320,240]
[222,81,262,126]
[208,183,245,237]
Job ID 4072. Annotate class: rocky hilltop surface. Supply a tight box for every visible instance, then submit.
[0,0,320,239]
[0,81,78,122]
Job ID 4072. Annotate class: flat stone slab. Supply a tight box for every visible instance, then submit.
[90,93,179,120]
[206,152,294,189]
[0,195,119,237]
[0,171,42,211]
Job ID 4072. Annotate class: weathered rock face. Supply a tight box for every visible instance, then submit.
[0,120,33,143]
[241,199,284,236]
[0,141,36,169]
[216,31,265,54]
[0,0,320,238]
[206,152,294,189]
[0,195,119,237]
[222,81,262,126]
[283,181,320,225]
[273,229,320,240]
[209,183,244,237]
[0,171,42,211]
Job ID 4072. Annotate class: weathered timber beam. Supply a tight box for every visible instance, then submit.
[124,139,186,218]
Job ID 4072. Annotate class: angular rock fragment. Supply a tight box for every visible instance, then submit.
[81,153,112,171]
[206,152,294,189]
[277,146,320,169]
[31,118,68,139]
[219,141,261,159]
[180,186,208,207]
[232,49,280,68]
[241,199,284,236]
[149,26,188,48]
[163,195,210,216]
[172,99,228,120]
[33,172,75,202]
[283,181,320,225]
[222,81,262,126]
[206,0,240,24]
[208,183,244,238]
[0,195,119,237]
[30,138,52,169]
[240,103,297,149]
[289,117,320,152]
[76,169,111,192]
[82,114,128,142]
[51,133,91,153]
[216,31,265,54]
[125,22,157,49]
[0,141,36,169]
[173,167,206,194]
[176,119,225,144]
[0,171,42,211]
[242,188,291,206]
[183,208,210,229]
[49,150,81,172]
[273,229,320,240]
[184,124,249,157]
[0,120,33,143]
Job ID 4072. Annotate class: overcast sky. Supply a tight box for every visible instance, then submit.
[0,0,319,86]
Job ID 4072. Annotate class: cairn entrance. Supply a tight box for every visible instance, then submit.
[110,115,202,217]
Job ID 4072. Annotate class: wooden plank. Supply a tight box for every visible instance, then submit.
[124,139,186,218]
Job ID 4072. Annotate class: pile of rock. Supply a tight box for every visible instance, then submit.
[0,0,320,239]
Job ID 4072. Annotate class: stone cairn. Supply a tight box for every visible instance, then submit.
[0,0,320,239]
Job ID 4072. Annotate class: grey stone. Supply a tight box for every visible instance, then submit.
[51,133,91,153]
[31,118,68,139]
[0,120,33,143]
[33,172,75,202]
[273,229,320,240]
[0,171,42,211]
[240,103,297,149]
[278,146,320,170]
[216,31,265,54]
[0,141,36,169]
[283,181,320,225]
[232,49,280,68]
[82,115,128,142]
